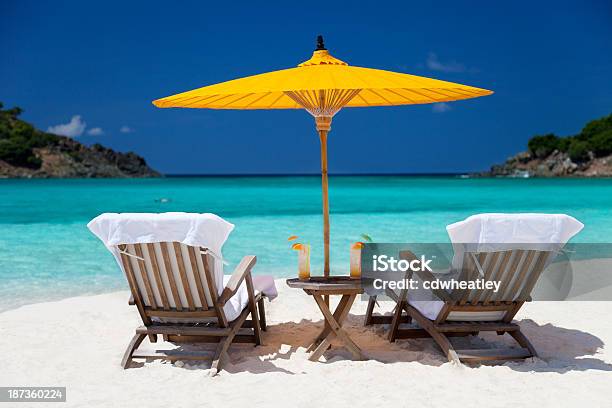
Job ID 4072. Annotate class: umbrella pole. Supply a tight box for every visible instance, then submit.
[316,116,332,303]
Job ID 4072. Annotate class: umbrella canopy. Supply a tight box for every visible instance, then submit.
[153,36,493,278]
[153,41,491,110]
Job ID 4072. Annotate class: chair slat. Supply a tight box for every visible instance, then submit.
[510,250,536,301]
[473,251,500,304]
[468,252,489,303]
[131,244,157,309]
[517,251,550,301]
[482,251,511,304]
[118,246,150,324]
[200,250,228,327]
[496,250,523,302]
[160,242,182,311]
[457,254,476,305]
[172,242,196,311]
[187,246,209,311]
[145,243,170,310]
[194,247,214,307]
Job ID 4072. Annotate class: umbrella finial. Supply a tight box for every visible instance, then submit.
[299,36,347,66]
[316,35,326,51]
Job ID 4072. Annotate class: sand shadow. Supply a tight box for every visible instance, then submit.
[353,311,612,373]
[129,338,298,375]
[496,318,612,373]
[128,313,612,375]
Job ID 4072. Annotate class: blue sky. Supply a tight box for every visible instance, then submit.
[1,1,611,174]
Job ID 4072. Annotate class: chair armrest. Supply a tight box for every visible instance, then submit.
[128,295,135,305]
[399,250,454,302]
[217,255,257,307]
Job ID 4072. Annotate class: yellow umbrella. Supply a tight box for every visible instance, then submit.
[153,36,493,278]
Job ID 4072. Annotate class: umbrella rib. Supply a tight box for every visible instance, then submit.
[172,92,223,104]
[354,92,372,106]
[300,90,318,113]
[446,87,487,97]
[404,88,446,102]
[420,88,459,99]
[318,90,326,113]
[329,89,342,112]
[327,89,338,111]
[217,92,256,108]
[170,93,233,108]
[384,88,417,103]
[160,95,209,107]
[306,90,319,111]
[334,89,361,111]
[242,92,273,108]
[195,93,246,107]
[169,97,216,108]
[325,89,337,112]
[268,92,289,108]
[366,88,393,105]
[284,91,312,111]
[425,87,480,99]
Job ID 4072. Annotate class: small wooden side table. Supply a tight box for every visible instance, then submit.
[286,277,365,362]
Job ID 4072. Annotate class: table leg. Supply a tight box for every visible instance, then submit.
[307,294,352,352]
[309,293,363,361]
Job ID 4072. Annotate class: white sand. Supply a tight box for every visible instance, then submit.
[1,280,611,407]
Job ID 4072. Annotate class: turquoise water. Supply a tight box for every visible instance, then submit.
[1,176,612,311]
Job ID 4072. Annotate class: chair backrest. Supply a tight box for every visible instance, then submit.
[440,213,583,323]
[117,241,228,326]
[440,249,553,322]
[454,249,552,303]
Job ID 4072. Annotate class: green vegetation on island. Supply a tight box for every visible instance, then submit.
[527,114,612,162]
[0,102,159,178]
[0,103,59,168]
[488,113,612,177]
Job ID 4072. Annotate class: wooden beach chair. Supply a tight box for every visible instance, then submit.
[365,248,554,364]
[117,242,266,373]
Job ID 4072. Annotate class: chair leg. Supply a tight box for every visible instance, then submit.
[211,307,251,374]
[432,332,461,365]
[121,333,146,369]
[244,275,263,345]
[211,336,233,373]
[251,306,263,346]
[405,304,461,365]
[364,296,376,326]
[509,329,538,358]
[388,300,405,342]
[258,297,267,331]
[247,297,263,346]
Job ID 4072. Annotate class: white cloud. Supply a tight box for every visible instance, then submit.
[86,127,104,136]
[119,126,134,133]
[47,115,86,138]
[426,52,466,73]
[432,102,452,113]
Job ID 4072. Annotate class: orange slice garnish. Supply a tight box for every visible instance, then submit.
[291,243,303,250]
[287,235,298,241]
[351,242,364,250]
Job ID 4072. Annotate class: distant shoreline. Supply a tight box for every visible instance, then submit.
[165,172,465,178]
[4,173,612,179]
[164,173,612,178]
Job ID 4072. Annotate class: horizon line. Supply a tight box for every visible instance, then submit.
[164,172,471,178]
